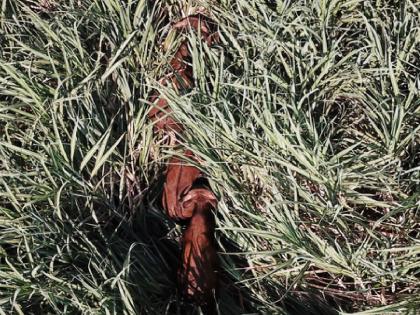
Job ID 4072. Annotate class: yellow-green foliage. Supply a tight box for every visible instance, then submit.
[0,0,419,314]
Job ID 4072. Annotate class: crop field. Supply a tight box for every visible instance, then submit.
[0,0,419,314]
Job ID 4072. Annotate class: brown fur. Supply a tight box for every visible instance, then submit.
[147,13,219,306]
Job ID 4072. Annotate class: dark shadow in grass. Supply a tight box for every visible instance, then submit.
[216,236,345,315]
[141,174,346,315]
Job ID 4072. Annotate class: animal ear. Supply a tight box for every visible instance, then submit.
[200,189,217,202]
[182,198,195,212]
[173,15,210,36]
[184,188,217,208]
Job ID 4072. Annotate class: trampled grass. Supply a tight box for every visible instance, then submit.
[0,0,419,314]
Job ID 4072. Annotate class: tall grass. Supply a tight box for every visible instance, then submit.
[0,0,419,314]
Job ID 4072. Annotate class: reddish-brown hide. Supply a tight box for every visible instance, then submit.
[148,14,219,306]
[179,189,218,301]
[162,151,201,221]
[148,14,219,133]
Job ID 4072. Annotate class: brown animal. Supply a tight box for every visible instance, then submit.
[162,151,201,221]
[147,14,220,307]
[179,188,218,302]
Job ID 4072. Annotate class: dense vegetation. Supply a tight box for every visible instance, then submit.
[0,0,419,314]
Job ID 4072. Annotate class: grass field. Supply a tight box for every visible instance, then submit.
[0,0,419,314]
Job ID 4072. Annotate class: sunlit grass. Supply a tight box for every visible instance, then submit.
[0,0,419,314]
